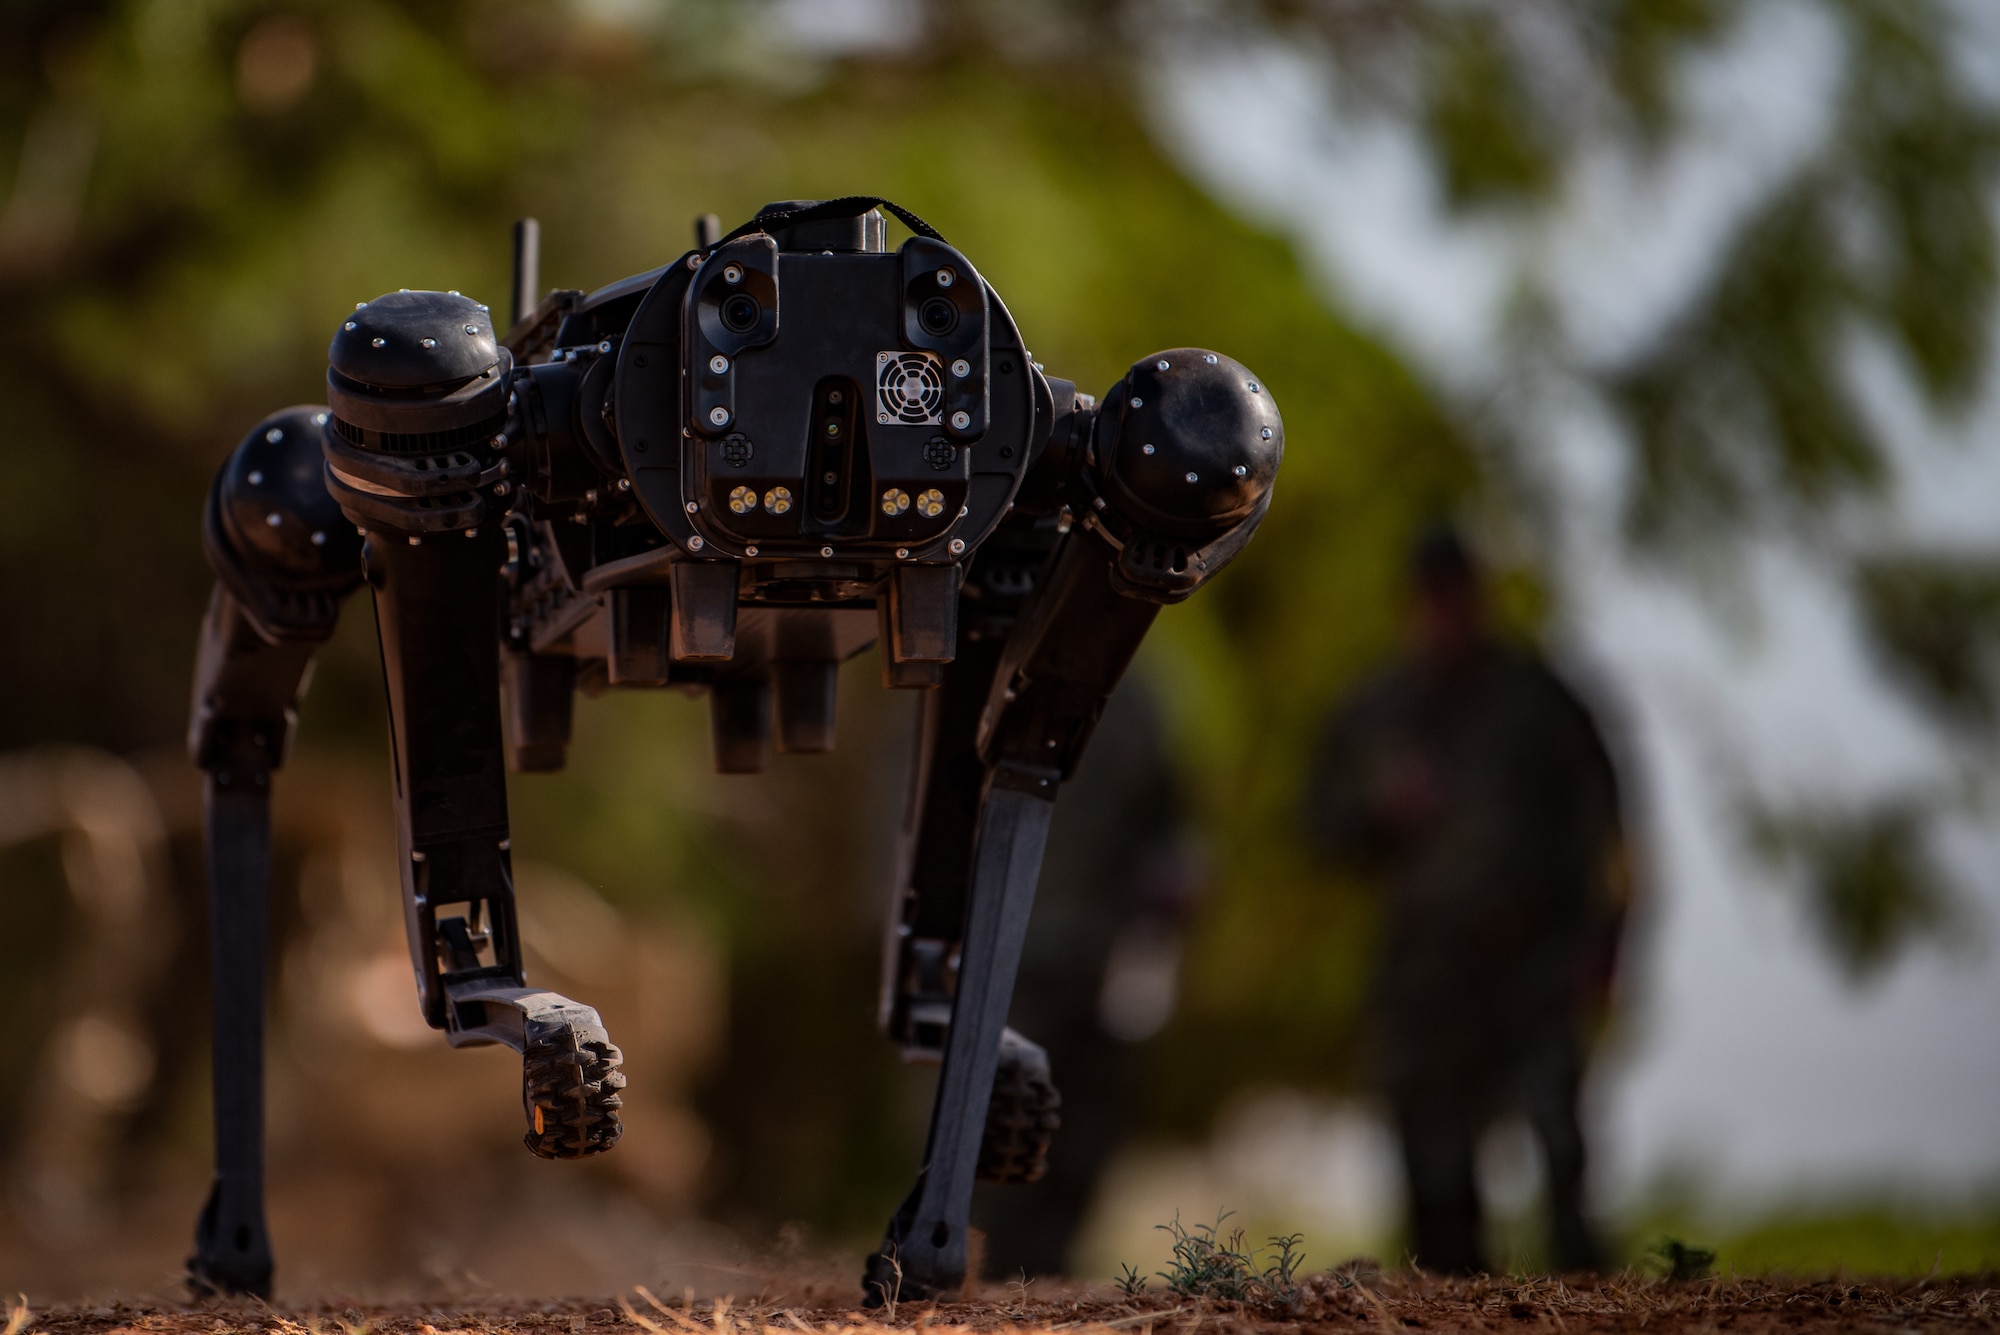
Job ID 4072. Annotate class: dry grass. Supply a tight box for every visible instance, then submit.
[13,1270,2000,1335]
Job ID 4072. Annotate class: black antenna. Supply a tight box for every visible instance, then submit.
[511,217,540,329]
[694,213,722,249]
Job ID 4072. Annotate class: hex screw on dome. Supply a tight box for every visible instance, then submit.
[372,337,386,348]
[1130,397,1143,408]
[1185,472,1199,483]
[1156,359,1170,371]
[1234,465,1248,477]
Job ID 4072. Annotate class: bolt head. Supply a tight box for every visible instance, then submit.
[684,500,699,513]
[709,354,729,374]
[745,545,759,556]
[1130,396,1143,408]
[1156,359,1170,371]
[936,267,956,288]
[709,406,730,426]
[1186,472,1199,483]
[723,264,743,285]
[689,535,705,550]
[951,358,970,378]
[821,546,834,558]
[371,337,386,348]
[1142,444,1155,456]
[896,547,910,559]
[950,410,971,430]
[949,538,966,554]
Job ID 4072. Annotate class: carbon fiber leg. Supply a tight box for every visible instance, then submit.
[188,777,275,1297]
[866,772,1055,1303]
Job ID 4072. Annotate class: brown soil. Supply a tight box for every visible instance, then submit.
[18,1272,2000,1335]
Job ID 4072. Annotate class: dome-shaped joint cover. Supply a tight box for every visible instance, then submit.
[328,290,511,439]
[204,406,364,640]
[1096,349,1282,544]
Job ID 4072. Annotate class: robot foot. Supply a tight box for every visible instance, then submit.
[520,1004,627,1159]
[186,1179,273,1298]
[976,1027,1061,1185]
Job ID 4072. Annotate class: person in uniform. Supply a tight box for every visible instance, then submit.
[1305,526,1630,1274]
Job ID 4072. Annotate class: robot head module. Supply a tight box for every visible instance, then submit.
[612,202,1039,570]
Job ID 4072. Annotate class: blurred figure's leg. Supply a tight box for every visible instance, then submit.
[1394,1087,1486,1274]
[1521,1027,1603,1272]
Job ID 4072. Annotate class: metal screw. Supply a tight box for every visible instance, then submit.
[896,547,910,559]
[1142,444,1155,456]
[448,290,461,296]
[616,478,631,491]
[265,512,281,527]
[247,470,264,484]
[411,850,427,862]
[951,359,970,377]
[879,412,891,423]
[830,390,843,404]
[745,545,759,556]
[1204,354,1218,364]
[709,406,730,426]
[311,530,326,545]
[1234,465,1249,477]
[1261,426,1274,439]
[951,411,971,430]
[709,354,729,374]
[494,481,511,496]
[1247,380,1260,392]
[723,264,743,284]
[408,535,421,546]
[315,412,328,424]
[420,337,437,348]
[344,321,358,331]
[936,267,956,288]
[1130,396,1143,408]
[263,428,283,443]
[465,527,478,538]
[356,301,368,309]
[598,340,612,353]
[372,337,386,348]
[689,535,705,550]
[949,538,966,555]
[1186,472,1199,483]
[821,546,834,557]
[685,500,699,513]
[687,254,702,270]
[1156,359,1170,371]
[464,324,479,335]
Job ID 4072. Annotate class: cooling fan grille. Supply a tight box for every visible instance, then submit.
[876,352,945,426]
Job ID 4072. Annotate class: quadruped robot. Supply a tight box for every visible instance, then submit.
[186,198,1281,1300]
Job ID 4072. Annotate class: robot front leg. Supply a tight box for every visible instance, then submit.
[188,407,364,1295]
[869,536,1169,1302]
[325,290,623,1159]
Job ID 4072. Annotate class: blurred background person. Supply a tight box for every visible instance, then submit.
[1304,527,1630,1274]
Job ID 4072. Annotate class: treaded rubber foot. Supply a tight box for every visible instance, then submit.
[977,1027,1061,1185]
[521,1013,626,1159]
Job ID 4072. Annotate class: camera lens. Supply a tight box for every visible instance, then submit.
[721,292,761,334]
[919,297,958,336]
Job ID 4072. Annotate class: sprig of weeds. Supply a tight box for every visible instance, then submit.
[1137,1211,1308,1307]
[1648,1236,1716,1282]
[1116,1262,1148,1297]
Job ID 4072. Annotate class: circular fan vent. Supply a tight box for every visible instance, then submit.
[876,352,944,426]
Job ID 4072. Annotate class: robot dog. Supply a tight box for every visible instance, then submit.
[186,198,1281,1300]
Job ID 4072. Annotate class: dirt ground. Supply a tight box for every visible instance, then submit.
[17,1271,2000,1335]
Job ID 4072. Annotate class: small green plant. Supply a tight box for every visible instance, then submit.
[1116,1262,1148,1297]
[1141,1211,1308,1305]
[1649,1235,1716,1281]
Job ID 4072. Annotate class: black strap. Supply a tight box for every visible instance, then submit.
[190,772,275,1296]
[719,196,948,247]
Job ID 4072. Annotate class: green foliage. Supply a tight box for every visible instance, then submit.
[1856,556,2000,729]
[1423,14,1556,208]
[1648,1236,1718,1281]
[1149,1211,1307,1305]
[1749,802,1954,980]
